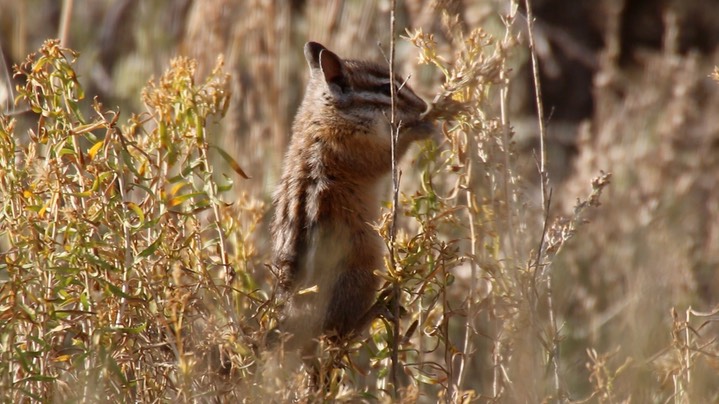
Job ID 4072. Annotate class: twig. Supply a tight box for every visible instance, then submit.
[198,126,234,285]
[524,0,561,398]
[495,2,519,399]
[456,193,477,392]
[59,0,74,46]
[388,0,402,397]
[533,187,552,295]
[524,0,547,184]
[0,44,14,114]
[500,43,517,267]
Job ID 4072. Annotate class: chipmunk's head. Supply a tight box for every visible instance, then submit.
[302,41,435,142]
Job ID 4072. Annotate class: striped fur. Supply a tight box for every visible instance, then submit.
[271,42,435,351]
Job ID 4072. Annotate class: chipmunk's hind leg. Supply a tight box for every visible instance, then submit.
[322,267,377,339]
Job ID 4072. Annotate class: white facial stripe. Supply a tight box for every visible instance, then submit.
[354,91,392,105]
[353,87,425,111]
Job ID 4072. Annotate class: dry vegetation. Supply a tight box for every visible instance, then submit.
[1,0,718,403]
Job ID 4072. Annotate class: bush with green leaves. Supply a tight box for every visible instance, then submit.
[0,39,264,402]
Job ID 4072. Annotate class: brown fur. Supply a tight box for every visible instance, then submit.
[270,42,435,351]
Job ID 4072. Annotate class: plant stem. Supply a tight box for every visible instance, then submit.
[59,0,74,46]
[388,0,401,397]
[524,0,561,398]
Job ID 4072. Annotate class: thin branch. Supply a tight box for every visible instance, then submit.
[500,54,517,267]
[59,0,74,46]
[524,0,548,189]
[0,44,14,114]
[495,2,519,399]
[456,192,477,391]
[524,0,561,398]
[388,0,402,397]
[533,187,552,295]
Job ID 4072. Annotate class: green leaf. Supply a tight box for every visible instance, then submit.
[105,353,128,386]
[212,145,250,179]
[125,202,145,227]
[138,231,163,258]
[15,346,36,373]
[85,254,115,271]
[109,322,147,334]
[103,280,134,300]
[167,161,202,183]
[414,371,443,385]
[168,192,205,208]
[71,174,101,197]
[217,173,234,193]
[127,182,157,200]
[80,292,90,310]
[18,302,37,322]
[121,149,143,178]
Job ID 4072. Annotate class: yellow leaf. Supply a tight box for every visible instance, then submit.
[53,355,72,363]
[88,140,104,160]
[170,181,188,197]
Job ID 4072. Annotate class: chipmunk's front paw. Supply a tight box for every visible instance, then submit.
[373,288,407,322]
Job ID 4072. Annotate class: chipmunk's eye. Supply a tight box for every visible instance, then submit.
[376,83,393,97]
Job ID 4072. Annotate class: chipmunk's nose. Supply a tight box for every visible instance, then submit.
[410,95,429,115]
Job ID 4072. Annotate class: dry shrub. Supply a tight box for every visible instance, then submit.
[555,25,719,401]
[0,40,263,402]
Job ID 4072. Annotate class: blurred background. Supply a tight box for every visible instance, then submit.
[2,0,719,400]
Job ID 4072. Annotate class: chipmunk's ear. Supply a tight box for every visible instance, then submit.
[318,49,345,87]
[304,42,326,70]
[304,42,348,92]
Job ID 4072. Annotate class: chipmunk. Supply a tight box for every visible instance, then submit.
[270,41,435,353]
